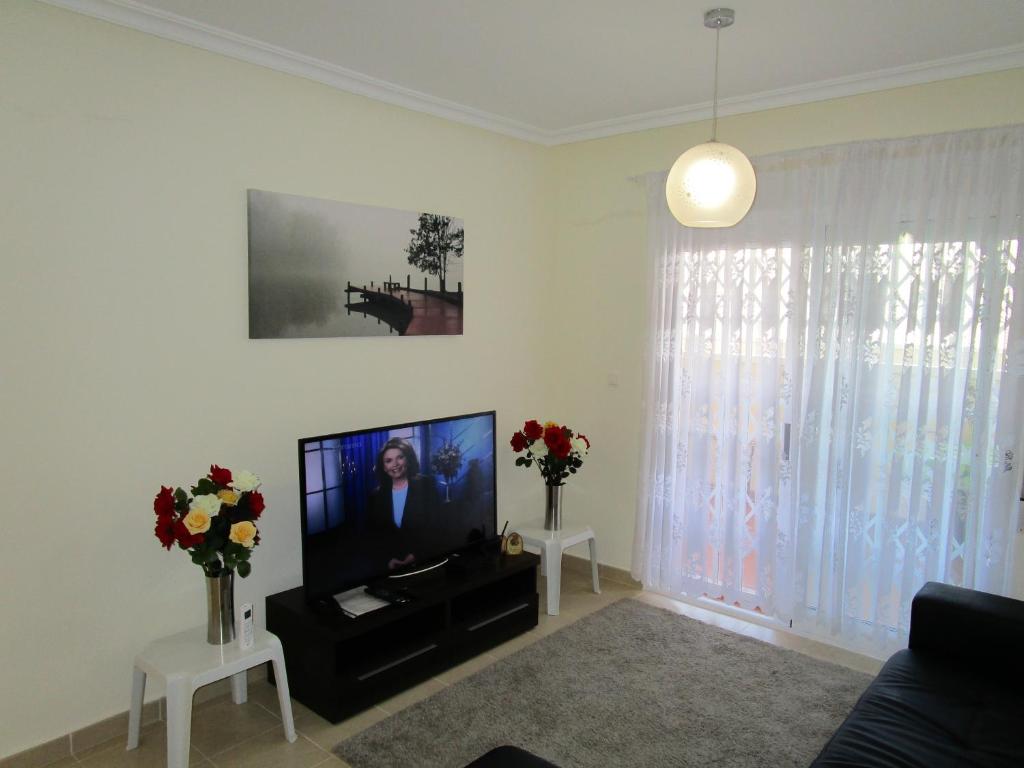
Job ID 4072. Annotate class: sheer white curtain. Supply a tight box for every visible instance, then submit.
[634,125,1024,654]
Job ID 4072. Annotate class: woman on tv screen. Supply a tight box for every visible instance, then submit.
[368,437,441,571]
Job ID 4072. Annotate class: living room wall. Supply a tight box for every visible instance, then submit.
[546,68,1024,581]
[0,1,557,756]
[5,0,1024,759]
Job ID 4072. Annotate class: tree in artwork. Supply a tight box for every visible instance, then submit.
[405,214,464,293]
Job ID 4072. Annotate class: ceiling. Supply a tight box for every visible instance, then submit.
[45,0,1024,144]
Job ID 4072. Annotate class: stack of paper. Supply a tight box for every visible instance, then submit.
[333,586,389,618]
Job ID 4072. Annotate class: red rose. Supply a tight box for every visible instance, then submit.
[523,420,544,441]
[154,486,176,518]
[209,465,232,486]
[247,491,265,519]
[510,432,528,452]
[173,519,204,549]
[154,515,177,549]
[553,436,573,459]
[543,426,563,450]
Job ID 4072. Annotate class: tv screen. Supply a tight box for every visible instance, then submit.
[299,410,496,600]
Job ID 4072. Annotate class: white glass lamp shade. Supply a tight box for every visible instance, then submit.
[665,141,756,227]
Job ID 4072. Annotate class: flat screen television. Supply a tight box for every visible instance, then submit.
[298,410,497,601]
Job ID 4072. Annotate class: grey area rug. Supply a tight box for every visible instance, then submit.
[335,598,872,768]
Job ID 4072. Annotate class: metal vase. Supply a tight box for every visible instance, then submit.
[205,572,235,645]
[544,484,563,531]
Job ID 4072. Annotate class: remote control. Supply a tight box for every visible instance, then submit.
[365,586,411,604]
[238,603,254,649]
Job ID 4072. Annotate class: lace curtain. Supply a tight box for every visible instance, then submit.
[634,125,1024,654]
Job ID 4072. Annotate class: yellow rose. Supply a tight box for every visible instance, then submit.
[543,420,558,428]
[182,508,212,535]
[217,489,240,506]
[229,521,258,548]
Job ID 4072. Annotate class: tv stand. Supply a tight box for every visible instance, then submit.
[265,552,539,722]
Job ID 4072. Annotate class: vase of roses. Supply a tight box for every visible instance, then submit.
[510,420,590,530]
[153,465,264,644]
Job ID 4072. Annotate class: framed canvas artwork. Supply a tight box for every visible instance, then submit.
[247,189,464,338]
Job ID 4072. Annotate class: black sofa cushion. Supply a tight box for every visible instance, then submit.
[811,644,1024,767]
[464,746,559,768]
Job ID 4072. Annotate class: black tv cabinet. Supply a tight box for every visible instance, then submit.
[265,552,539,722]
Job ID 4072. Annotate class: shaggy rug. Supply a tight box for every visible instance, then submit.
[334,598,872,768]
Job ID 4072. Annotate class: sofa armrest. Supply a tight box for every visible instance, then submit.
[908,581,1024,672]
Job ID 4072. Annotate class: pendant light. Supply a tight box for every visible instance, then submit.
[666,8,756,228]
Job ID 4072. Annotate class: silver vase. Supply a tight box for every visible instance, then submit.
[544,484,563,531]
[205,572,235,645]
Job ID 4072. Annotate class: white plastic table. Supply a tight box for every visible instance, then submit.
[517,521,600,615]
[127,627,296,768]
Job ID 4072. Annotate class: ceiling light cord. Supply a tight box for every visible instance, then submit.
[712,26,720,142]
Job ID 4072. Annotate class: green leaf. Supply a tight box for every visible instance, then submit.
[174,487,189,512]
[193,478,218,496]
[237,560,252,578]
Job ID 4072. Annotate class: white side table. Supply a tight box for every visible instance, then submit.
[127,627,296,768]
[517,521,600,615]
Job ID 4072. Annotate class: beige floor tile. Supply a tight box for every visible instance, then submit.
[312,757,351,767]
[187,695,282,756]
[374,678,446,715]
[75,723,209,767]
[0,736,72,768]
[293,706,390,752]
[205,731,327,768]
[245,680,317,723]
[2,758,78,768]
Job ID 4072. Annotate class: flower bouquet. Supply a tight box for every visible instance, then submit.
[153,465,264,578]
[510,420,589,530]
[509,420,589,485]
[431,439,464,502]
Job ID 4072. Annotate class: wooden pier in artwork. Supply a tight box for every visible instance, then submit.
[344,275,463,335]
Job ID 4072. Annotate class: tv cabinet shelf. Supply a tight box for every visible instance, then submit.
[266,552,539,722]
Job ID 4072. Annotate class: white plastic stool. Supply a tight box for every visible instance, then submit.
[127,626,296,768]
[517,521,600,615]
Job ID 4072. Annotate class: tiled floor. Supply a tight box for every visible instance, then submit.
[50,571,881,767]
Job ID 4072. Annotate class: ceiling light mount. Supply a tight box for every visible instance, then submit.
[665,7,756,228]
[703,8,734,29]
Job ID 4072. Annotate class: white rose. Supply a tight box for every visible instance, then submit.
[231,470,260,492]
[528,439,547,458]
[192,494,222,517]
[571,436,589,456]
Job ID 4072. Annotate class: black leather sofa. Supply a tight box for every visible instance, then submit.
[467,582,1024,768]
[810,581,1024,767]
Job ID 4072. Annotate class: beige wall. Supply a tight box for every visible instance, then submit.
[546,68,1024,573]
[0,1,556,756]
[3,0,1023,757]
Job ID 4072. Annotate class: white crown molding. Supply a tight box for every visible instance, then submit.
[40,0,1024,148]
[550,43,1024,144]
[39,0,550,144]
